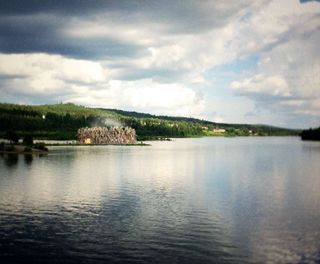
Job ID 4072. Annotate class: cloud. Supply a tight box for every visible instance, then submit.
[0,53,106,100]
[67,79,205,117]
[0,0,319,128]
[0,0,257,87]
[0,1,255,32]
[0,13,146,60]
[231,75,291,97]
[0,1,255,59]
[0,53,105,81]
[300,0,320,3]
[229,0,320,127]
[0,53,204,117]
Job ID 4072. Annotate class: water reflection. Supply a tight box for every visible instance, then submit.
[0,138,319,263]
[24,154,33,165]
[1,153,19,167]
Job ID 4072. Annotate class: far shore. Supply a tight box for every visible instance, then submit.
[46,142,151,147]
[0,142,150,154]
[0,144,49,155]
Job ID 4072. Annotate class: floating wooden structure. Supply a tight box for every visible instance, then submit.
[77,127,136,145]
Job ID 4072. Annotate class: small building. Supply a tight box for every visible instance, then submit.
[213,128,226,133]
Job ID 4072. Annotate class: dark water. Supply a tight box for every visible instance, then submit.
[1,137,320,263]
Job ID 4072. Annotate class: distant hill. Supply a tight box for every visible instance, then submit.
[0,102,300,140]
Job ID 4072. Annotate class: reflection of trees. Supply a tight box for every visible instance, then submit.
[2,153,19,167]
[24,154,33,165]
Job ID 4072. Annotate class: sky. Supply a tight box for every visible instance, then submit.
[0,0,319,129]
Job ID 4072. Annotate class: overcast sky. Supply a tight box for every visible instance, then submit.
[0,0,319,128]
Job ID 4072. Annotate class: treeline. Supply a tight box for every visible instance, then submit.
[0,103,120,139]
[300,127,320,141]
[0,103,299,140]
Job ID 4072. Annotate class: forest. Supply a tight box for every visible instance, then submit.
[300,127,320,141]
[0,103,300,140]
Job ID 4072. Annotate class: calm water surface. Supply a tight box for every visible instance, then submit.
[1,137,320,263]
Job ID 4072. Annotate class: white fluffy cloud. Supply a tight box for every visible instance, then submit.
[0,53,204,117]
[66,79,205,117]
[0,53,105,96]
[229,0,320,127]
[0,53,105,83]
[231,74,291,97]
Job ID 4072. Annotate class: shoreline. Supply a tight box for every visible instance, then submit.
[46,142,151,147]
[0,144,48,155]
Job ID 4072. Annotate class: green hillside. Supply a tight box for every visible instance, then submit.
[0,103,299,140]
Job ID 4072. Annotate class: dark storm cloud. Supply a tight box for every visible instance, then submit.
[0,0,250,30]
[0,0,152,59]
[0,12,146,59]
[0,15,65,54]
[0,0,135,15]
[0,0,254,59]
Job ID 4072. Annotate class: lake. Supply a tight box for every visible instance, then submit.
[1,137,320,263]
